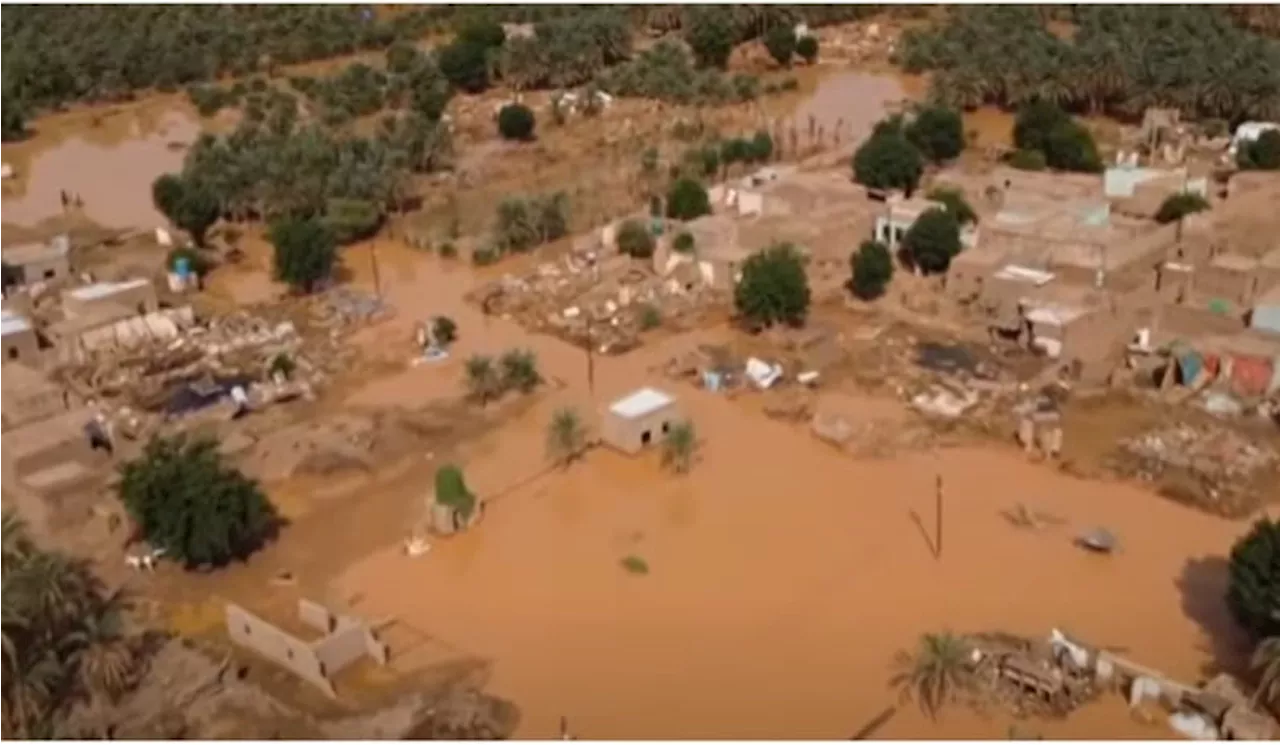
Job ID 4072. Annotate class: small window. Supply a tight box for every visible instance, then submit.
[640,430,652,445]
[43,269,55,279]
[7,347,17,360]
[243,624,251,635]
[661,421,670,434]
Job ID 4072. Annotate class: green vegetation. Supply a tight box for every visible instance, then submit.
[638,304,662,330]
[903,208,962,275]
[890,632,974,720]
[796,34,820,64]
[463,354,503,404]
[1012,100,1102,173]
[855,120,926,195]
[268,352,295,380]
[434,464,477,520]
[620,555,650,575]
[905,105,966,162]
[151,174,221,248]
[764,25,797,67]
[927,186,978,226]
[734,242,811,328]
[2,513,144,738]
[323,197,383,245]
[269,217,337,294]
[497,102,536,141]
[597,40,760,106]
[666,177,712,221]
[684,7,737,69]
[546,407,588,467]
[898,6,1280,122]
[1154,192,1210,225]
[1227,517,1280,639]
[673,231,696,254]
[432,316,458,346]
[438,37,493,93]
[1252,636,1280,708]
[0,5,445,128]
[617,219,656,259]
[117,436,277,569]
[499,348,542,393]
[1008,148,1048,171]
[492,192,570,256]
[850,240,894,300]
[661,420,698,474]
[1238,129,1280,170]
[499,9,632,91]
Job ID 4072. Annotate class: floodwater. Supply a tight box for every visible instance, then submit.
[321,239,1263,740]
[787,71,908,150]
[2,103,198,230]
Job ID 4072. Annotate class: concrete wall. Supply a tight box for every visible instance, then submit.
[600,401,681,455]
[13,253,71,285]
[2,386,67,431]
[225,603,337,698]
[2,327,39,363]
[62,280,158,322]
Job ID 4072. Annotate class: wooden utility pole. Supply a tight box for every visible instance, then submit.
[585,316,595,394]
[935,473,944,560]
[370,240,383,300]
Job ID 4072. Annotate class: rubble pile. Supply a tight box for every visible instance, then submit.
[473,253,724,355]
[1116,423,1278,516]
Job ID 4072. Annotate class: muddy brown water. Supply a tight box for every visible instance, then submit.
[9,72,1265,739]
[2,107,198,231]
[786,71,908,148]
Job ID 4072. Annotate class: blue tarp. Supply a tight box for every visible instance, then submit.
[1177,350,1204,383]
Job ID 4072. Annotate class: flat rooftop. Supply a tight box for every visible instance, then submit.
[609,387,675,419]
[66,277,150,301]
[4,237,69,265]
[1,308,32,336]
[1209,254,1260,273]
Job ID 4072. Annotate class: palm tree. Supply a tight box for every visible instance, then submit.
[463,354,501,404]
[499,348,541,393]
[889,632,974,720]
[546,407,587,467]
[660,420,697,474]
[1251,636,1280,709]
[72,590,139,705]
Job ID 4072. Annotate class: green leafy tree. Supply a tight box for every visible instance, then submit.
[500,348,542,393]
[796,34,819,64]
[903,208,962,275]
[323,197,382,244]
[850,240,894,300]
[673,231,696,254]
[1227,517,1280,639]
[457,18,507,49]
[763,25,796,67]
[666,177,712,221]
[497,102,536,141]
[1238,129,1280,170]
[685,9,736,69]
[434,464,477,520]
[853,131,925,194]
[1012,100,1102,172]
[546,407,588,467]
[749,129,775,162]
[890,632,975,720]
[463,354,501,404]
[269,217,337,293]
[1154,192,1210,224]
[1,91,26,141]
[117,436,276,568]
[661,420,697,474]
[734,242,810,327]
[150,174,221,247]
[438,39,491,93]
[617,219,655,259]
[927,187,978,225]
[906,105,966,162]
[432,316,458,346]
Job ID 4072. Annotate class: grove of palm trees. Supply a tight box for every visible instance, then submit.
[2,513,144,738]
[900,6,1280,123]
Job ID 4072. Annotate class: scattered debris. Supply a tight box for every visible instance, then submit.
[1075,527,1118,554]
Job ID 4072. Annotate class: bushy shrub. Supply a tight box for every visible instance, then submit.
[906,105,965,162]
[853,128,925,194]
[1238,129,1280,170]
[796,34,819,64]
[734,242,810,327]
[497,102,536,141]
[1154,192,1210,224]
[666,177,712,221]
[617,219,655,259]
[850,240,894,300]
[903,208,961,274]
[764,25,796,67]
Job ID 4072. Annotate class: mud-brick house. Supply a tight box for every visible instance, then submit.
[1193,253,1261,312]
[600,387,681,455]
[2,235,71,289]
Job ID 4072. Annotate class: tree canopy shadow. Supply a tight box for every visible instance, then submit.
[1175,554,1253,678]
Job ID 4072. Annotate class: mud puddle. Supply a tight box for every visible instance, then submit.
[786,71,909,147]
[2,106,198,230]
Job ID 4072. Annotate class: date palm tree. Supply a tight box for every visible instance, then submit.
[464,354,501,404]
[1251,636,1280,709]
[660,420,697,474]
[546,407,588,468]
[889,632,974,720]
